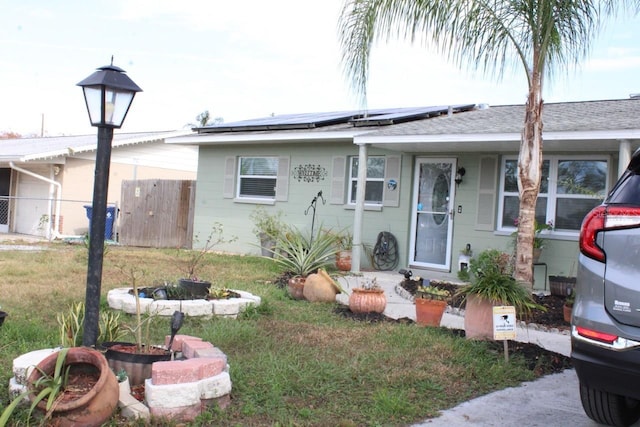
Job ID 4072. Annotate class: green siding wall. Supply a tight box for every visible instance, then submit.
[193,145,598,283]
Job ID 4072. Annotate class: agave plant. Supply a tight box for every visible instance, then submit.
[270,226,339,277]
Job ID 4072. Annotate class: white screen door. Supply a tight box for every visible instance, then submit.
[410,158,456,270]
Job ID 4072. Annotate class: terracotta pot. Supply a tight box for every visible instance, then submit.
[287,276,306,300]
[348,288,386,314]
[303,269,341,302]
[415,298,447,327]
[464,294,502,340]
[563,304,572,323]
[335,250,352,271]
[101,342,171,386]
[27,347,119,427]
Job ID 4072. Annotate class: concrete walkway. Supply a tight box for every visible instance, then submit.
[335,271,630,427]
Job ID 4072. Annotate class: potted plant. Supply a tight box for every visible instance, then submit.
[250,206,285,257]
[457,249,544,340]
[512,219,553,263]
[415,282,451,327]
[102,266,174,386]
[332,228,353,271]
[549,263,577,296]
[269,225,339,300]
[457,244,473,281]
[563,289,575,323]
[348,277,387,314]
[178,222,236,298]
[24,347,119,427]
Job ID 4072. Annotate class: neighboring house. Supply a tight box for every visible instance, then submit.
[0,130,197,239]
[167,98,640,290]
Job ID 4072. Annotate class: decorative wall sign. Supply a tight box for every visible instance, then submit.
[293,164,327,183]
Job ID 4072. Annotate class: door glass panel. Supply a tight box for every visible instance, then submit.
[414,162,452,266]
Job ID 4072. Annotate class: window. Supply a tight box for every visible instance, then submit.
[498,156,608,233]
[348,156,386,204]
[238,157,278,200]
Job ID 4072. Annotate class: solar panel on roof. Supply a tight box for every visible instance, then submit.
[198,111,363,132]
[351,105,476,126]
[196,104,477,133]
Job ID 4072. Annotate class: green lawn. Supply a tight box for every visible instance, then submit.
[0,242,553,426]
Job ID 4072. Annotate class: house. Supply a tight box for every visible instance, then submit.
[0,130,197,239]
[167,98,640,289]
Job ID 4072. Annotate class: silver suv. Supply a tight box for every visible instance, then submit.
[573,151,640,426]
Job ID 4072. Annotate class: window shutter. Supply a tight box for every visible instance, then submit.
[475,156,498,230]
[382,155,401,207]
[330,156,347,204]
[275,156,290,201]
[223,156,236,199]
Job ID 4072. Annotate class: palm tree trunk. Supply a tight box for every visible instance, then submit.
[515,70,544,290]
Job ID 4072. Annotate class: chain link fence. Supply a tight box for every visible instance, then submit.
[0,196,118,239]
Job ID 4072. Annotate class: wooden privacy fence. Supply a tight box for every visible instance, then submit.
[119,179,195,248]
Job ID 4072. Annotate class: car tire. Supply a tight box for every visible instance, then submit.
[580,383,640,427]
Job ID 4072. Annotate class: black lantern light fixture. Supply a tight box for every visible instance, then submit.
[455,167,466,186]
[77,59,141,347]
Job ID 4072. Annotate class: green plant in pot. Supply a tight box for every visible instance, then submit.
[329,228,354,271]
[102,265,174,386]
[563,289,575,323]
[268,225,339,300]
[177,222,236,298]
[250,206,285,258]
[457,249,544,340]
[415,283,451,327]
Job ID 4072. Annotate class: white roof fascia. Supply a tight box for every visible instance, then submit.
[358,129,640,145]
[21,130,192,162]
[167,130,370,145]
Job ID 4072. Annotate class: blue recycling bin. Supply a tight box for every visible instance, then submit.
[83,205,116,240]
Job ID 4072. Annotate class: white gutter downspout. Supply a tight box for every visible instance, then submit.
[618,139,632,178]
[351,143,368,273]
[9,161,61,240]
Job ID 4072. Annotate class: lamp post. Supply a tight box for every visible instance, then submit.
[77,60,141,347]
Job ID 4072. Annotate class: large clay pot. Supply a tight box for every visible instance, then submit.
[415,298,447,327]
[101,342,171,386]
[303,268,341,302]
[464,294,502,340]
[335,250,352,271]
[27,347,119,427]
[349,288,386,314]
[287,276,306,300]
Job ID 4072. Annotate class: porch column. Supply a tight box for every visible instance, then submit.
[352,143,368,272]
[619,139,632,178]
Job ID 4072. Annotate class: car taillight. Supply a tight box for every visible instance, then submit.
[576,326,618,344]
[580,206,640,262]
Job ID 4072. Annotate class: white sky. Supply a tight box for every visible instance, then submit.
[1,0,639,137]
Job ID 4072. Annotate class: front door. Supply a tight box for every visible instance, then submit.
[410,158,456,270]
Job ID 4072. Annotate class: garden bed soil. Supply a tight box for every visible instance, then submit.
[334,279,574,377]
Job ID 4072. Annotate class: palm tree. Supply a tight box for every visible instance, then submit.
[339,0,639,289]
[188,110,223,128]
